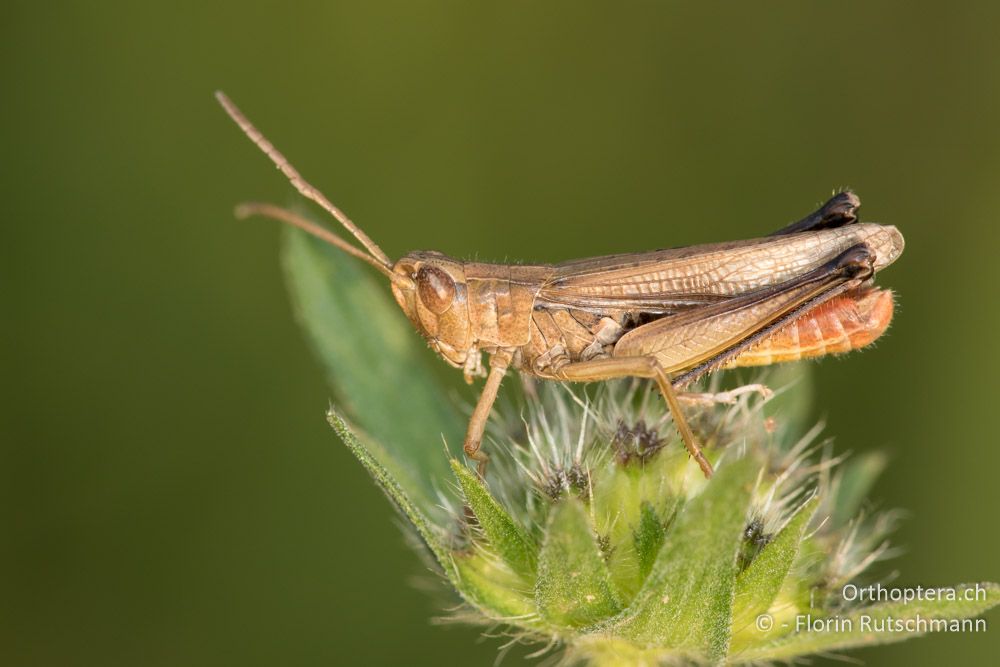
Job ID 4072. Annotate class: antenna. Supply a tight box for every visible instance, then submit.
[235,202,413,289]
[215,91,396,271]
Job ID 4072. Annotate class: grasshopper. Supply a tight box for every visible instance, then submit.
[217,92,904,479]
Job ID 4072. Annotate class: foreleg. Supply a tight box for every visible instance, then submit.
[463,348,514,477]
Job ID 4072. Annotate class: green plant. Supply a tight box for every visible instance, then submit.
[284,228,997,665]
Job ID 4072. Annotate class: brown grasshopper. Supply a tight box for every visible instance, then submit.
[217,92,904,479]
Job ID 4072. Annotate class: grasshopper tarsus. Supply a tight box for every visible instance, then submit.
[832,243,877,280]
[678,384,774,407]
[771,191,861,236]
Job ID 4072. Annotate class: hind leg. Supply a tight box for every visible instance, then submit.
[554,356,714,478]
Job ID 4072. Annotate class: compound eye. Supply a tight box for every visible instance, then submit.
[416,265,456,314]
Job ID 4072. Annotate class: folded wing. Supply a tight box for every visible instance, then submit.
[538,224,903,313]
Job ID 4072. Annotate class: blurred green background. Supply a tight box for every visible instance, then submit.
[4,2,998,665]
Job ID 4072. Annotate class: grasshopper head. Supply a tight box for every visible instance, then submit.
[214,92,475,371]
[391,251,473,368]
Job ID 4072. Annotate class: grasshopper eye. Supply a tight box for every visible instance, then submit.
[416,265,456,314]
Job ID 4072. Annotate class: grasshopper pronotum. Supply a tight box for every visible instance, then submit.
[217,92,904,479]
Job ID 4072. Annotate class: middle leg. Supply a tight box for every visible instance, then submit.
[463,348,515,478]
[678,383,773,406]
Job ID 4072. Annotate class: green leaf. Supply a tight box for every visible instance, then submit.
[284,227,465,516]
[739,582,1000,661]
[832,451,888,527]
[617,459,755,660]
[536,498,623,627]
[329,412,538,621]
[633,501,666,583]
[453,553,537,621]
[732,497,819,633]
[451,459,537,577]
[326,410,453,575]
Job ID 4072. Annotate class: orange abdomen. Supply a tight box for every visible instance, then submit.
[727,288,894,367]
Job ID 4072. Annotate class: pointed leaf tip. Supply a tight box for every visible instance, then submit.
[450,459,537,577]
[326,410,453,576]
[732,496,819,636]
[633,502,666,583]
